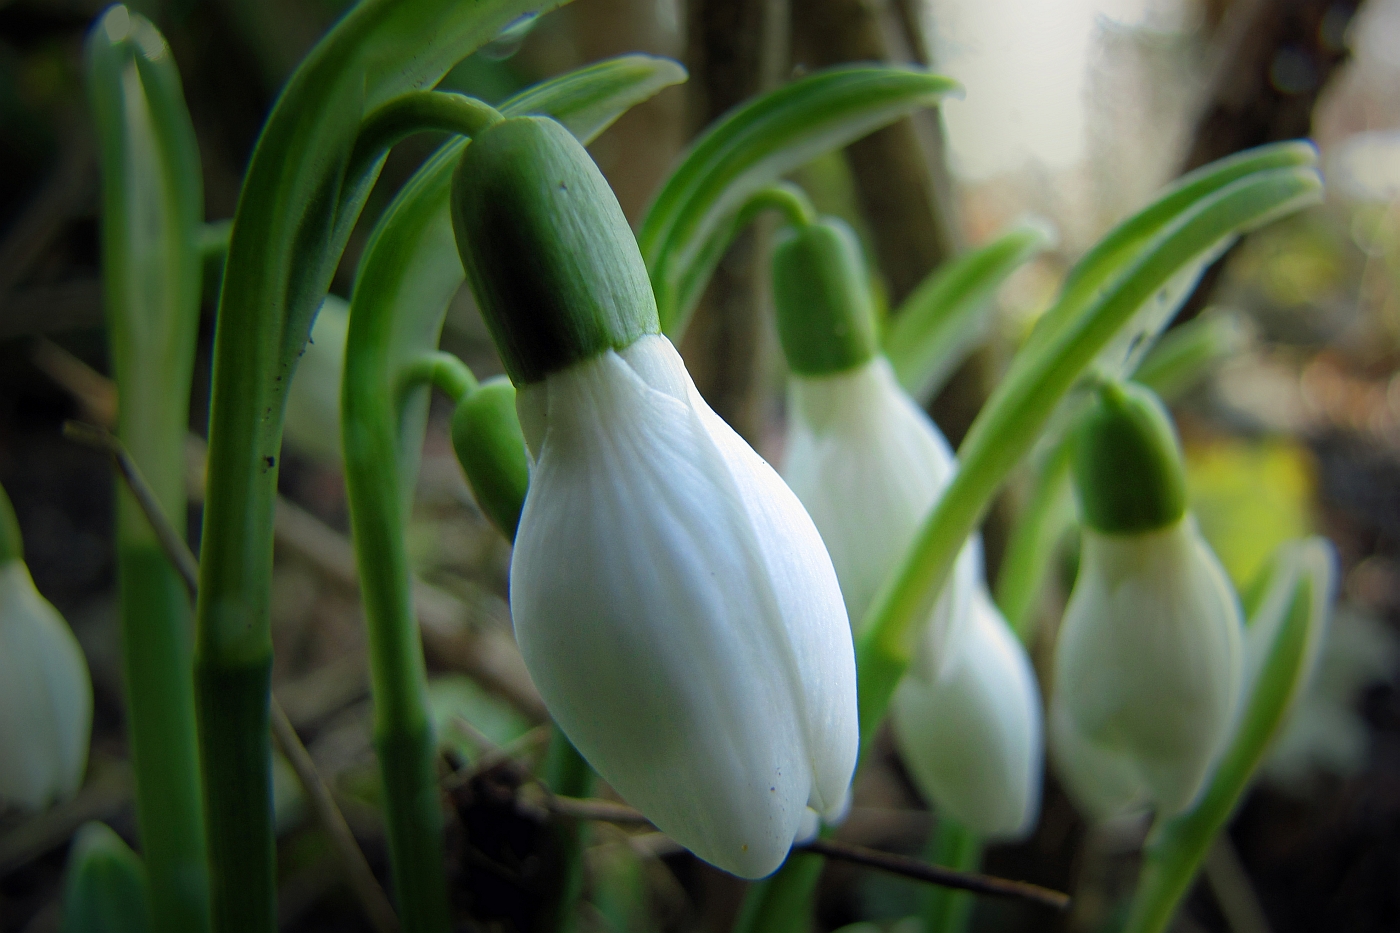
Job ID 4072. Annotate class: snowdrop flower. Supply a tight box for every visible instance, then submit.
[775,217,978,668]
[771,216,1039,835]
[450,115,858,879]
[892,584,1043,838]
[0,486,92,810]
[1052,382,1243,818]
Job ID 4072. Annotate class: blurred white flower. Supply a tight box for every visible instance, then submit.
[282,295,348,466]
[0,560,93,810]
[892,585,1043,838]
[782,356,979,668]
[1052,518,1243,817]
[511,334,859,880]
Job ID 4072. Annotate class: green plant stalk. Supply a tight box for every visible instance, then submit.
[539,730,595,933]
[921,820,981,933]
[1121,580,1312,933]
[341,59,683,932]
[194,3,570,930]
[738,147,1320,930]
[730,852,825,933]
[85,11,209,933]
[993,440,1074,642]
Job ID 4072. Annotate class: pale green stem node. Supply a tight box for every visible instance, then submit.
[1072,381,1187,535]
[450,116,659,385]
[772,216,879,377]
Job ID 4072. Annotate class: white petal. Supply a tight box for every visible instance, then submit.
[1053,519,1244,815]
[1049,697,1148,821]
[893,588,1043,839]
[783,358,974,669]
[0,561,93,810]
[511,336,856,878]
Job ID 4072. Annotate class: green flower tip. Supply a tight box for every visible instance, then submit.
[451,378,529,542]
[94,4,170,61]
[771,216,878,377]
[1072,380,1187,535]
[450,116,659,386]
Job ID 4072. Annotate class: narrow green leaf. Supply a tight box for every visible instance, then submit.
[638,65,960,336]
[886,220,1054,403]
[63,822,152,933]
[1016,141,1317,379]
[84,11,209,933]
[856,149,1322,749]
[1130,310,1246,402]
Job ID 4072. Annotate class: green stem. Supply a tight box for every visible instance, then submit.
[730,851,825,933]
[993,439,1074,642]
[540,730,594,933]
[0,482,21,564]
[742,182,817,229]
[349,92,503,189]
[920,820,981,933]
[397,351,478,406]
[345,344,468,933]
[85,11,210,933]
[193,4,562,927]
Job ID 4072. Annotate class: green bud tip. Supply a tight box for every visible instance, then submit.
[1072,380,1188,535]
[771,216,879,377]
[452,378,530,542]
[450,116,659,385]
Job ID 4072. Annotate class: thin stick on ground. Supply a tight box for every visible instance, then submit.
[543,795,1071,912]
[63,420,402,933]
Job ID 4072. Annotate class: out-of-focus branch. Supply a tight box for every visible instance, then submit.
[1176,0,1362,320]
[793,0,961,305]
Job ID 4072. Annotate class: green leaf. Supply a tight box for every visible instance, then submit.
[63,822,152,933]
[1130,310,1246,402]
[885,219,1054,403]
[1122,537,1335,933]
[1016,141,1318,381]
[638,65,960,337]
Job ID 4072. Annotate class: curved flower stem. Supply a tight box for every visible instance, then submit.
[538,730,595,933]
[994,439,1074,643]
[395,351,478,406]
[348,93,503,193]
[741,182,817,229]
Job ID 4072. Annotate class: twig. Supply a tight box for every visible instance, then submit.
[270,702,401,933]
[542,795,1071,911]
[61,421,401,933]
[801,838,1069,911]
[34,342,546,720]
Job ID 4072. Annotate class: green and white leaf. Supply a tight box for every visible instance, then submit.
[638,65,960,337]
[886,219,1055,404]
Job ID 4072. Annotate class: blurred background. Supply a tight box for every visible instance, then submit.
[1,0,1399,930]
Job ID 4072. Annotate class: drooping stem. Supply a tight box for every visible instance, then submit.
[0,482,21,564]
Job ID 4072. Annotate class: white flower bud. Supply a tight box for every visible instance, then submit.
[511,334,859,879]
[0,560,93,810]
[782,356,978,665]
[892,586,1043,839]
[1052,518,1244,817]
